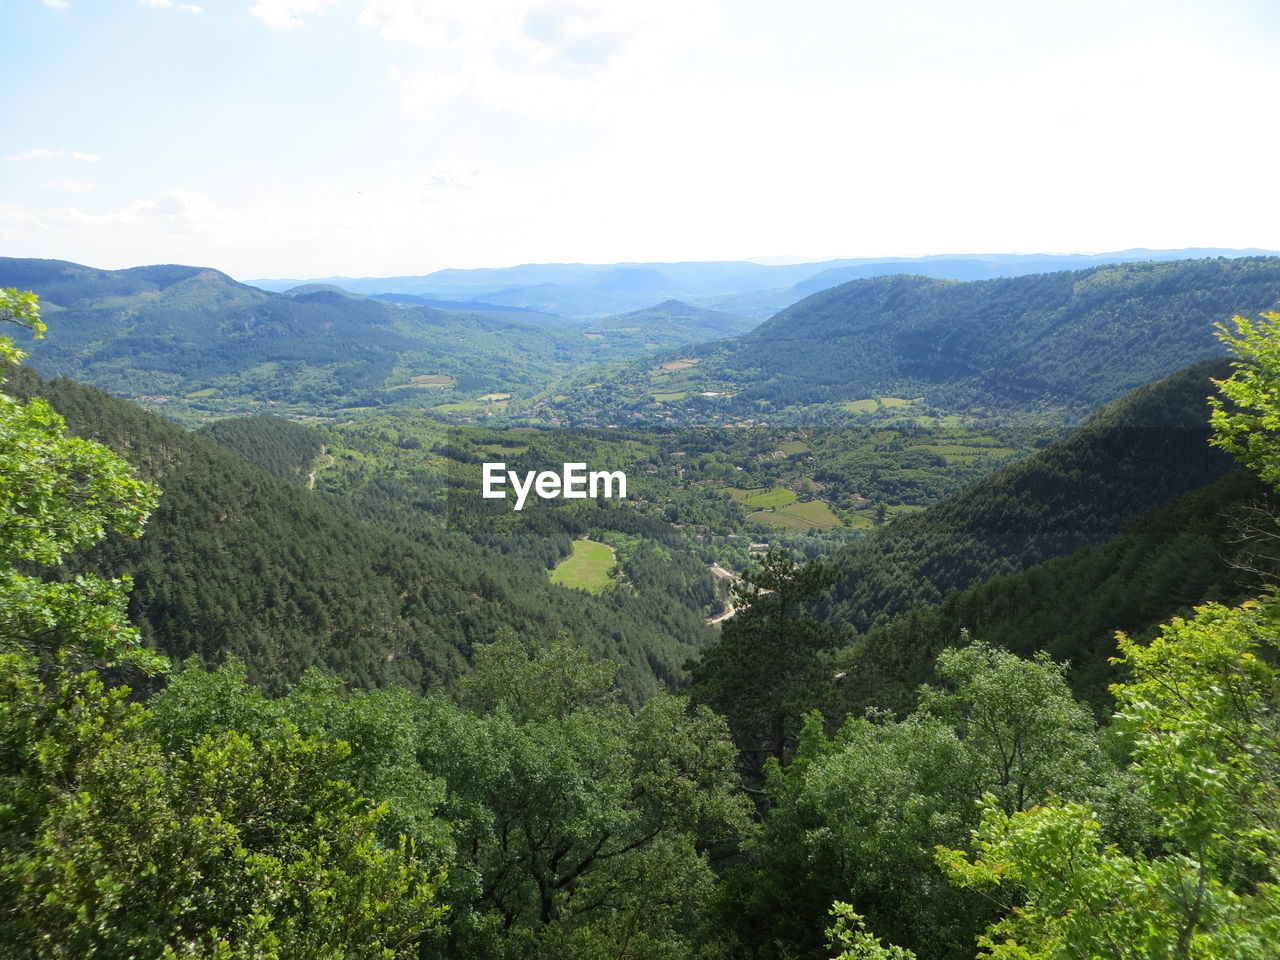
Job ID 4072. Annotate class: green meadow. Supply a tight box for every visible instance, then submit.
[549,539,617,592]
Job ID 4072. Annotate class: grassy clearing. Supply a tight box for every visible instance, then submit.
[843,396,918,413]
[778,440,811,454]
[911,414,967,428]
[726,486,768,501]
[652,392,687,402]
[743,488,798,509]
[750,498,844,530]
[781,500,841,525]
[749,510,813,529]
[432,400,486,414]
[482,444,529,457]
[842,398,879,413]
[658,357,701,371]
[549,540,616,593]
[410,374,456,386]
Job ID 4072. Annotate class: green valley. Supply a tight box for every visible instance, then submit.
[12,5,1280,956]
[7,254,1280,960]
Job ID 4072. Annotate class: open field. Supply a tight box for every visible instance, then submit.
[742,488,798,509]
[432,400,491,414]
[842,396,917,413]
[750,498,843,530]
[549,540,616,592]
[658,357,701,371]
[917,442,1018,464]
[749,510,812,529]
[778,440,811,454]
[410,374,456,386]
[779,500,841,525]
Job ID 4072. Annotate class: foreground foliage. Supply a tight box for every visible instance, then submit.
[0,296,445,958]
[936,599,1280,959]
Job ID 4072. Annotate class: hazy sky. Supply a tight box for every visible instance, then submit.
[5,0,1280,280]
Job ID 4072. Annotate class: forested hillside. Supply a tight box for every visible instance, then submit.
[545,257,1280,425]
[689,360,1250,772]
[813,359,1238,631]
[725,257,1280,410]
[3,368,715,701]
[580,299,757,349]
[682,335,1280,960]
[0,258,678,422]
[827,467,1274,714]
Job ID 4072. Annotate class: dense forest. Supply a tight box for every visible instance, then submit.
[5,272,1280,960]
[2,369,717,702]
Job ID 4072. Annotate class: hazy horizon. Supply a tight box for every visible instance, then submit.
[7,1,1280,278]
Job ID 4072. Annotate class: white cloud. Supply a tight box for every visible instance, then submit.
[359,0,449,47]
[247,0,336,29]
[40,0,69,9]
[395,61,602,122]
[366,0,726,122]
[7,147,61,162]
[361,0,723,61]
[45,178,95,193]
[9,148,103,164]
[416,160,483,205]
[139,0,203,10]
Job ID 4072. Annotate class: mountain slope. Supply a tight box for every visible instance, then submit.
[0,257,619,420]
[251,249,1278,319]
[548,257,1280,424]
[5,368,713,701]
[828,468,1273,715]
[580,299,757,349]
[815,359,1238,633]
[717,258,1280,411]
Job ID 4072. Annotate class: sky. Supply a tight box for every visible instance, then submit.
[4,0,1280,281]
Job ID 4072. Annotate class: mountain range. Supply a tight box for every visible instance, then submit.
[250,248,1280,319]
[546,256,1280,424]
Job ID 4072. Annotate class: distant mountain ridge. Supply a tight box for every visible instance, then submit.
[249,248,1279,319]
[724,257,1280,411]
[547,256,1280,424]
[580,299,757,349]
[0,256,683,420]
